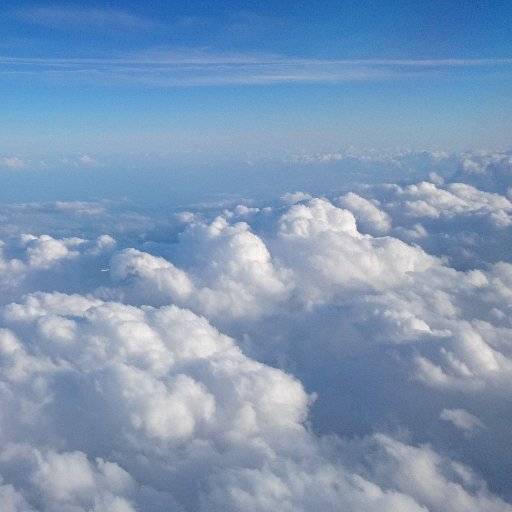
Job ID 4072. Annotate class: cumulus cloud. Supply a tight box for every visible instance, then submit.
[362,434,511,512]
[273,197,434,304]
[1,291,509,511]
[451,151,512,196]
[0,233,116,304]
[341,168,512,268]
[400,182,511,226]
[337,192,391,234]
[0,149,511,509]
[109,216,291,318]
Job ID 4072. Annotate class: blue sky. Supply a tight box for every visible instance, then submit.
[1,1,512,165]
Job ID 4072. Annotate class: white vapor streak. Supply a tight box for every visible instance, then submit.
[1,51,511,86]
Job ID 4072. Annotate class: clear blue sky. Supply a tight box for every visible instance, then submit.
[1,1,511,166]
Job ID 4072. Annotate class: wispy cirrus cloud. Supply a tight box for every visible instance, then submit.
[0,49,511,86]
[13,6,156,30]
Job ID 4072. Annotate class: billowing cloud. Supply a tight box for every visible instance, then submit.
[0,149,511,509]
[1,291,510,511]
[395,181,511,226]
[106,213,293,319]
[337,192,391,234]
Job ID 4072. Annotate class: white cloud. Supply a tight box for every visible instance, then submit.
[2,53,511,87]
[1,290,509,510]
[110,248,195,303]
[109,216,292,318]
[364,434,511,512]
[21,233,84,267]
[0,149,510,508]
[53,201,106,215]
[0,445,138,512]
[393,181,512,226]
[451,152,512,196]
[338,192,391,234]
[280,191,312,205]
[440,408,485,433]
[348,167,512,268]
[0,233,116,304]
[79,154,101,167]
[2,157,26,170]
[274,197,434,303]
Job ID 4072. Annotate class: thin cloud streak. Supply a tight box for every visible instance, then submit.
[1,50,511,86]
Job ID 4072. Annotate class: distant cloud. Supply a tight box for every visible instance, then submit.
[395,181,512,226]
[451,152,512,196]
[2,156,27,169]
[1,155,102,171]
[78,154,100,167]
[53,201,106,215]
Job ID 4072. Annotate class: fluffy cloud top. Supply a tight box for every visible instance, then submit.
[338,192,392,234]
[397,181,512,226]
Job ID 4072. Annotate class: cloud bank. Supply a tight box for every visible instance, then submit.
[0,149,511,510]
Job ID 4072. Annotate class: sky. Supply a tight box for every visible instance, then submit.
[1,0,512,169]
[1,4,512,512]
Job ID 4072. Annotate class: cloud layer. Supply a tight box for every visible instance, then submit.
[2,52,511,87]
[0,150,511,510]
